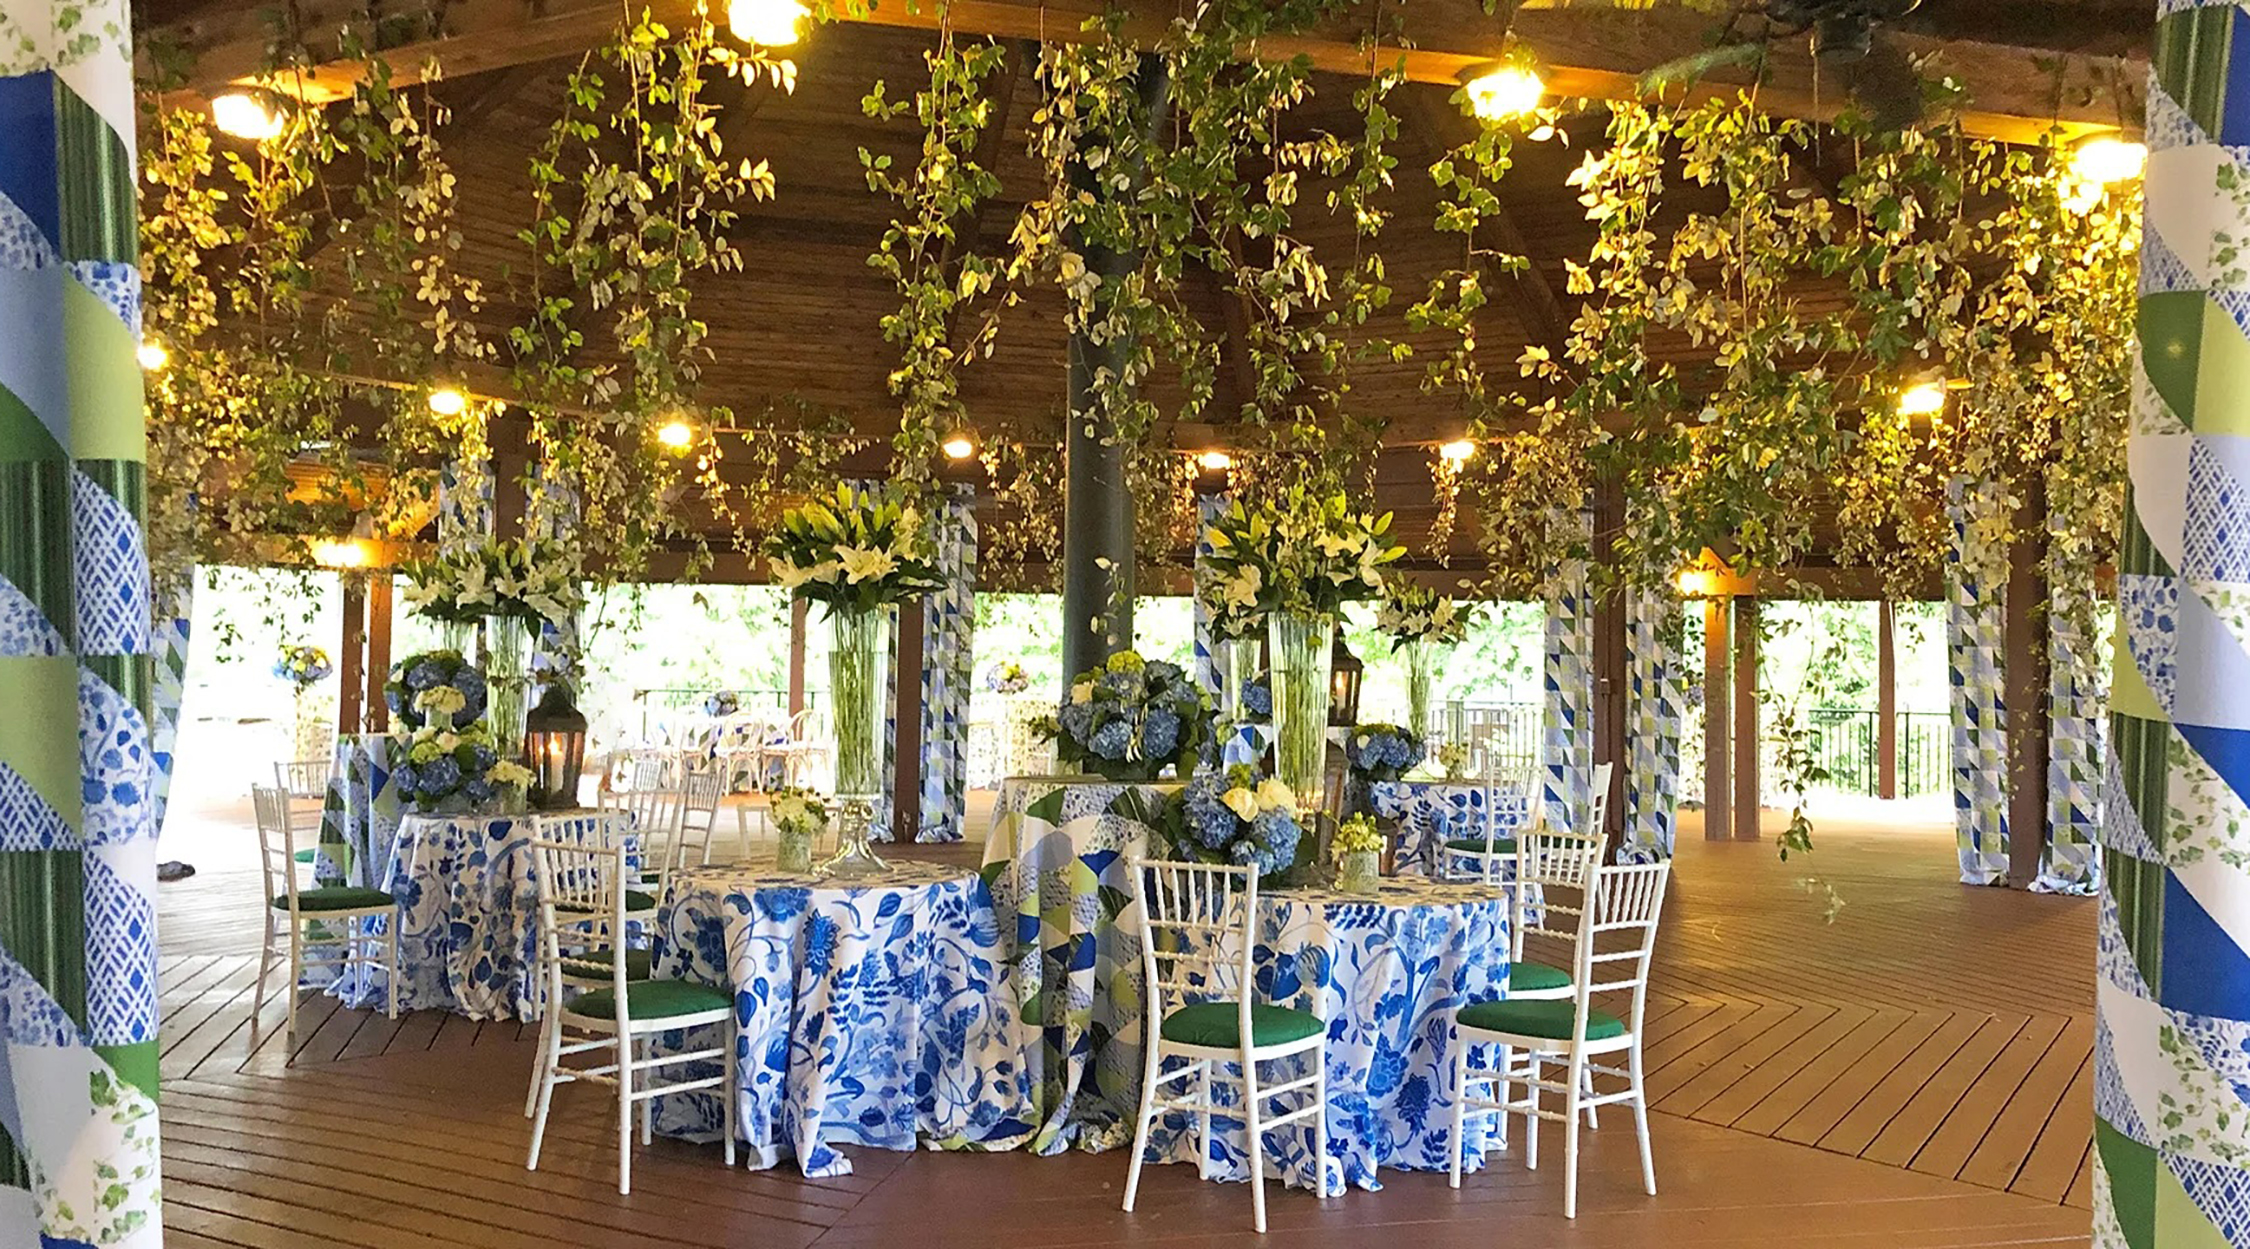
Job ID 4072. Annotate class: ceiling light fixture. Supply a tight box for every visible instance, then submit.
[210,92,285,141]
[1438,439,1477,463]
[426,387,468,417]
[1459,63,1545,122]
[2071,136,2148,187]
[727,0,808,46]
[1897,380,1948,418]
[656,418,696,450]
[1196,450,1233,471]
[136,340,170,371]
[941,431,977,460]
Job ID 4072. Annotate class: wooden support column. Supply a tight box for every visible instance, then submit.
[366,574,395,733]
[1703,597,1731,839]
[1732,595,1761,841]
[893,602,925,842]
[1591,477,1627,844]
[2004,478,2051,886]
[788,597,808,717]
[338,577,366,735]
[1877,598,1898,800]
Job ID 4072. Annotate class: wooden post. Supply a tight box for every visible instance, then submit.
[1877,598,1898,800]
[787,597,808,717]
[2004,478,2051,886]
[338,577,366,736]
[366,574,394,733]
[894,602,925,842]
[1703,597,1731,839]
[1732,595,1761,841]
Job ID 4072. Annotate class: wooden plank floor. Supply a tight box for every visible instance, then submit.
[151,798,2095,1246]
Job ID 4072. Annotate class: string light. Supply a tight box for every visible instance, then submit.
[656,418,696,450]
[941,431,977,460]
[2070,136,2148,186]
[136,340,170,371]
[1460,64,1545,122]
[1898,380,1948,418]
[210,93,284,141]
[1437,439,1477,463]
[727,0,808,45]
[426,387,468,417]
[310,538,370,569]
[1196,450,1233,471]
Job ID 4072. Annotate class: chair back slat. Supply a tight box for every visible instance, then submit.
[275,758,329,798]
[1130,859,1257,1019]
[530,836,632,1012]
[1508,823,1605,960]
[1566,859,1672,1036]
[251,784,301,909]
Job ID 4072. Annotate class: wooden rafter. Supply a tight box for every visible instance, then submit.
[143,0,2143,144]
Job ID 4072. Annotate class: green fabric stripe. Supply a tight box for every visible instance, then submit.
[65,284,145,462]
[0,658,84,818]
[93,1040,157,1105]
[54,85,135,264]
[2154,6,2236,137]
[2096,1116,2159,1249]
[2114,710,2171,856]
[2119,497,2174,579]
[81,653,149,714]
[0,849,90,1030]
[0,385,66,464]
[2142,292,2205,424]
[0,460,74,646]
[2104,843,2167,996]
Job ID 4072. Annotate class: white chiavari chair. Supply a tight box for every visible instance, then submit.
[249,784,398,1057]
[273,757,331,883]
[1122,859,1333,1233]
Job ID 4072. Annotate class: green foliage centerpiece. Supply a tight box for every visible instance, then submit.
[1201,488,1404,814]
[1035,651,1214,782]
[1375,582,1473,738]
[766,484,945,877]
[402,537,583,761]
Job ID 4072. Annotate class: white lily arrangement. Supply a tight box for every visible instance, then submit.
[1375,581,1473,649]
[765,483,946,613]
[769,787,830,837]
[1202,487,1406,618]
[402,537,582,630]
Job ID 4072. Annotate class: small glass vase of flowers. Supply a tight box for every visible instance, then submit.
[1035,651,1214,783]
[273,644,333,693]
[1334,813,1384,895]
[984,660,1031,695]
[769,787,829,874]
[703,690,741,717]
[1161,765,1305,886]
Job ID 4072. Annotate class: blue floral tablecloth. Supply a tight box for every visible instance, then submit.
[648,861,1034,1176]
[314,734,402,887]
[982,776,1177,1154]
[327,808,635,1020]
[1370,778,1534,877]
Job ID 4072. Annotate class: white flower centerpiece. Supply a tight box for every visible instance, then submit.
[1375,581,1475,738]
[402,537,583,760]
[765,484,945,877]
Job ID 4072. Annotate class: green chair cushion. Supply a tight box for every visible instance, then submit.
[292,848,319,864]
[557,890,659,916]
[1443,837,1517,855]
[560,947,655,981]
[1159,1002,1325,1049]
[272,886,394,912]
[1457,998,1625,1042]
[570,978,732,1020]
[1505,961,1573,994]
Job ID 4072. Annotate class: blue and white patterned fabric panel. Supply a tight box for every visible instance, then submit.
[647,862,1035,1175]
[315,734,400,888]
[2036,568,2104,895]
[1946,476,2011,885]
[1138,878,1515,1192]
[328,808,636,1019]
[1369,779,1532,877]
[1621,588,1682,863]
[1221,721,1271,770]
[1542,509,1595,836]
[918,484,977,842]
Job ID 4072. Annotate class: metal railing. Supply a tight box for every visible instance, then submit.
[1764,706,1950,799]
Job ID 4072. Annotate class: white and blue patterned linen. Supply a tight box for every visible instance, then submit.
[1370,779,1532,877]
[647,861,1036,1175]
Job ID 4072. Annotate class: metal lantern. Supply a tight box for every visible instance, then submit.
[1328,626,1364,727]
[524,685,589,811]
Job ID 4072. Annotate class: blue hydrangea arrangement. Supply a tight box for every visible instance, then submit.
[393,721,533,814]
[1345,723,1426,783]
[271,644,333,692]
[1240,676,1273,722]
[383,650,489,731]
[1160,764,1305,883]
[703,690,741,716]
[1034,650,1214,782]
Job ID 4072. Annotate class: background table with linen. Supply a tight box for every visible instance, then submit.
[649,861,1035,1176]
[982,775,1178,1153]
[329,807,635,1019]
[314,734,402,887]
[1370,778,1534,876]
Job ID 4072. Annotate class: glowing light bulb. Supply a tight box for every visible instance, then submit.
[1461,65,1544,122]
[2071,137,2147,186]
[941,432,977,460]
[1196,450,1233,471]
[427,387,468,417]
[210,93,284,141]
[656,419,696,450]
[137,340,170,371]
[311,538,369,569]
[1438,439,1477,463]
[1898,381,1948,418]
[727,0,808,46]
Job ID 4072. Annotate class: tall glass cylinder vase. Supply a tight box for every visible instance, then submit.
[1217,635,1257,721]
[1403,637,1434,740]
[436,618,476,656]
[1268,611,1335,811]
[824,605,891,878]
[484,616,531,764]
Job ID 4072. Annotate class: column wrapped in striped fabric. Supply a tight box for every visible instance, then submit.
[2094,12,2250,1238]
[1540,510,1593,836]
[2036,559,2104,895]
[149,590,190,837]
[1191,491,1227,702]
[1945,475,2010,886]
[437,456,494,551]
[917,484,976,842]
[1620,587,1681,863]
[527,469,580,700]
[0,0,164,1238]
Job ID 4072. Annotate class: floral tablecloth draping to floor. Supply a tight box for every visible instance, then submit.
[314,734,403,887]
[981,776,1178,1154]
[648,861,1035,1175]
[1140,877,1515,1194]
[1370,779,1534,877]
[327,808,636,1019]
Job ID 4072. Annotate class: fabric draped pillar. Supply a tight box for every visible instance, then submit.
[2092,21,2250,1238]
[149,586,191,838]
[2036,554,2105,896]
[526,470,580,699]
[917,484,977,843]
[0,0,166,1238]
[1541,511,1594,836]
[1620,587,1682,863]
[1946,476,2011,886]
[1191,492,1227,702]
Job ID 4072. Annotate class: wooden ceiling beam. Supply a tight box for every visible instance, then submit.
[144,0,2142,144]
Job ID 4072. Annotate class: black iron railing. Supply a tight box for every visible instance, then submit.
[1763,706,1950,799]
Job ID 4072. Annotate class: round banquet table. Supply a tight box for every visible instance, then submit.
[1370,777,1535,877]
[648,861,1035,1176]
[327,807,636,1020]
